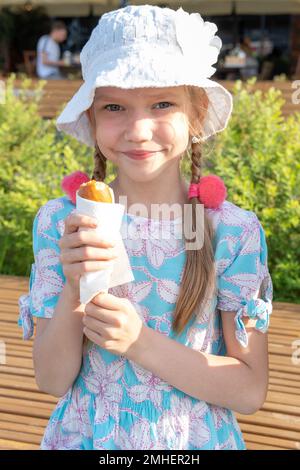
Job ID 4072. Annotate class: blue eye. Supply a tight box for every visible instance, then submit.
[154,102,173,109]
[104,104,122,111]
[103,102,173,112]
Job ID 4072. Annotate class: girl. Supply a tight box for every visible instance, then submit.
[18,5,273,450]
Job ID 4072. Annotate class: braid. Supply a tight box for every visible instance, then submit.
[189,140,202,233]
[91,144,107,181]
[190,140,202,183]
[172,138,215,334]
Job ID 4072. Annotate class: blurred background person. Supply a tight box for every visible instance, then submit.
[36,20,67,79]
[240,36,259,79]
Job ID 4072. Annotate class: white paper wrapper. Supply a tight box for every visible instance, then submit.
[76,189,134,304]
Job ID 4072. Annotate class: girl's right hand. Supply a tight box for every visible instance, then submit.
[58,212,118,302]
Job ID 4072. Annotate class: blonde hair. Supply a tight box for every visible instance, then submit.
[83,85,216,345]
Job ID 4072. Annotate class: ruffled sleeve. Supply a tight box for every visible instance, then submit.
[214,203,273,348]
[18,197,73,340]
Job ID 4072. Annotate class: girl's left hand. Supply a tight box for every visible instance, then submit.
[83,292,144,357]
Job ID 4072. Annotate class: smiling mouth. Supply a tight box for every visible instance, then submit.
[122,151,161,160]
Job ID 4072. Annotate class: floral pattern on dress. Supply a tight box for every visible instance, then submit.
[124,361,172,413]
[18,196,273,450]
[83,347,125,425]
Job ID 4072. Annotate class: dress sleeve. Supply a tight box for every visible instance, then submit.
[18,199,69,340]
[216,210,273,348]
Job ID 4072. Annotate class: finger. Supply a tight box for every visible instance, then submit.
[84,305,120,325]
[83,327,105,347]
[92,292,126,310]
[83,314,114,335]
[64,211,98,235]
[63,260,115,276]
[60,230,116,250]
[60,246,118,263]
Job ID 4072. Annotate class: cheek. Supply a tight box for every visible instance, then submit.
[94,123,120,165]
[95,120,118,147]
[158,115,189,151]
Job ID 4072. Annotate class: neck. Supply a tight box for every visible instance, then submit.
[110,163,189,219]
[50,32,57,42]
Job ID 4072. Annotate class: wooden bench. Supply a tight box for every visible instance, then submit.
[0,78,299,119]
[0,274,300,449]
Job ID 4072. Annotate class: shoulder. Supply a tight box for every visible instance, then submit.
[206,200,260,236]
[37,35,47,48]
[48,36,59,50]
[206,200,264,274]
[34,196,75,239]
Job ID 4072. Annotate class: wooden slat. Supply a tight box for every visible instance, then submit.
[240,422,300,442]
[0,365,35,377]
[0,274,300,450]
[269,364,300,375]
[0,343,33,352]
[246,441,285,450]
[269,371,300,384]
[262,401,300,416]
[269,376,300,388]
[0,420,46,437]
[0,438,40,450]
[1,395,56,412]
[268,384,300,395]
[0,412,49,428]
[0,376,39,392]
[236,410,300,432]
[0,355,33,369]
[242,432,300,450]
[0,403,53,421]
[0,387,57,404]
[0,429,42,445]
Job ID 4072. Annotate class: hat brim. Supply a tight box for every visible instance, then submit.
[56,48,233,147]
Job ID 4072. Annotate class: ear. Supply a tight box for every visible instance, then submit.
[85,107,92,124]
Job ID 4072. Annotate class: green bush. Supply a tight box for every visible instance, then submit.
[0,75,115,276]
[0,76,299,303]
[184,78,300,303]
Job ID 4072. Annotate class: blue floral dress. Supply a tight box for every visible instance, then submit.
[18,195,273,450]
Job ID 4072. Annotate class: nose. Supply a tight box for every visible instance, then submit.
[124,112,153,142]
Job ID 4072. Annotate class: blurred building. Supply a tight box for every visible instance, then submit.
[0,1,299,78]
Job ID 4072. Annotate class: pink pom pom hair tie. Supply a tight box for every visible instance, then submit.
[188,174,227,209]
[61,171,90,205]
[61,172,226,209]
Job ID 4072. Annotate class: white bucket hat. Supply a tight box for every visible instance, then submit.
[56,4,233,147]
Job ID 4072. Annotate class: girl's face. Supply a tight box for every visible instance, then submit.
[87,86,196,183]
